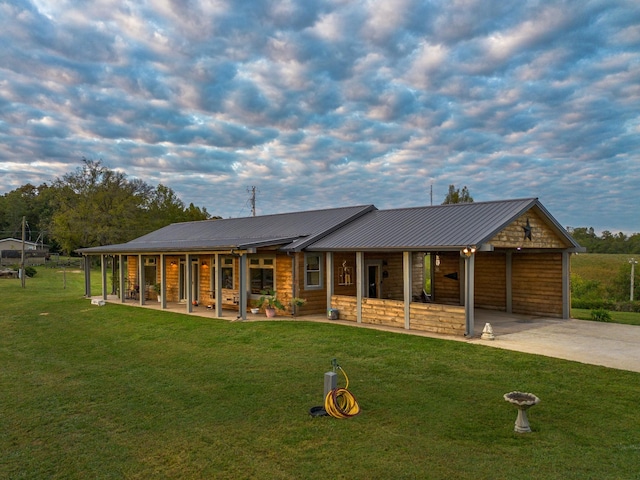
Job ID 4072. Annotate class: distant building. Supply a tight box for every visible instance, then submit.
[0,238,49,266]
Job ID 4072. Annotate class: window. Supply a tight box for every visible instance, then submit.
[249,256,275,294]
[305,253,322,289]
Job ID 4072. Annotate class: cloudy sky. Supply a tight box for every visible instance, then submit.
[1,0,639,233]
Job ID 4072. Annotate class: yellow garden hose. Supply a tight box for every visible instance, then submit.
[323,366,361,418]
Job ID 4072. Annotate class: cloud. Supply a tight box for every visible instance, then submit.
[0,0,638,233]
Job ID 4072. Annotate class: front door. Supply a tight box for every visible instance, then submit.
[366,263,381,298]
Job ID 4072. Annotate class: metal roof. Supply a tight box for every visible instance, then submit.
[305,198,581,251]
[78,198,581,255]
[77,205,375,254]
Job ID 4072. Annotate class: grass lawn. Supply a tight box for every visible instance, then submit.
[1,268,640,479]
[571,253,640,325]
[571,253,631,282]
[572,308,640,326]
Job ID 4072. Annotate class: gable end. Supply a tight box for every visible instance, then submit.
[488,208,571,249]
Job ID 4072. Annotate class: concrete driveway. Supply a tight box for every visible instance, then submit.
[470,310,640,373]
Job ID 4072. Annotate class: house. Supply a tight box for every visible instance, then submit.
[0,237,48,266]
[78,198,584,337]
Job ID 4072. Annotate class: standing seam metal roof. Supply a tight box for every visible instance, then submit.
[305,198,579,251]
[78,198,580,255]
[77,205,375,254]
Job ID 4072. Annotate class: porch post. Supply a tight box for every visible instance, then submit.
[562,251,570,319]
[464,254,475,337]
[101,254,108,300]
[238,253,247,320]
[356,251,364,324]
[160,254,166,309]
[119,254,125,303]
[138,254,145,306]
[403,251,411,330]
[215,253,223,318]
[84,255,91,297]
[326,252,334,312]
[506,251,513,313]
[186,254,192,313]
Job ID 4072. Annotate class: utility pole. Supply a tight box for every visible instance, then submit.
[21,216,26,288]
[631,259,636,301]
[248,186,257,217]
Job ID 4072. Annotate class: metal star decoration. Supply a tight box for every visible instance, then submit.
[523,219,532,241]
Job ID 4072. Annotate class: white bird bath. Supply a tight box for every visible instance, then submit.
[504,391,540,433]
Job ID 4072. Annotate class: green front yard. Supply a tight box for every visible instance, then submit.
[1,268,639,479]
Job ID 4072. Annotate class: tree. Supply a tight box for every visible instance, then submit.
[144,184,188,231]
[567,227,640,254]
[47,158,213,254]
[49,159,152,253]
[0,183,57,248]
[442,185,474,204]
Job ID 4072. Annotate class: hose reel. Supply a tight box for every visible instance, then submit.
[309,359,360,418]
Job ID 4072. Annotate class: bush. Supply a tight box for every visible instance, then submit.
[590,308,612,322]
[613,301,640,313]
[572,298,615,310]
[8,265,37,278]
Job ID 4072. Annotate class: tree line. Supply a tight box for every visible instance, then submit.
[2,172,637,255]
[0,159,214,255]
[567,227,640,254]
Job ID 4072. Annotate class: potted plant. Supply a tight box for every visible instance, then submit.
[258,289,284,318]
[290,297,306,317]
[250,300,260,315]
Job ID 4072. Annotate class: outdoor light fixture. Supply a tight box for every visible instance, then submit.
[462,246,476,257]
[170,261,177,267]
[202,261,208,267]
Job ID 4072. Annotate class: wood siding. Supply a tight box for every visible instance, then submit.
[165,256,179,302]
[474,252,507,311]
[433,252,461,305]
[410,303,466,335]
[512,252,563,317]
[333,252,357,297]
[361,298,405,328]
[331,295,465,335]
